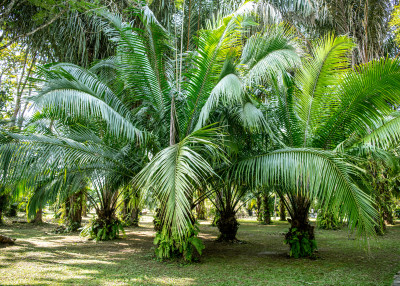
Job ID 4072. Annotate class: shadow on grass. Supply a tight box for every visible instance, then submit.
[1,220,400,285]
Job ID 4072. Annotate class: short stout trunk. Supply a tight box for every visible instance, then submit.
[85,208,122,241]
[82,193,87,217]
[32,208,43,224]
[123,190,140,227]
[0,235,15,245]
[279,199,286,221]
[0,194,8,224]
[216,210,239,242]
[285,197,316,258]
[262,194,271,224]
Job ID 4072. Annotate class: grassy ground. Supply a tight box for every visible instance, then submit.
[1,215,400,286]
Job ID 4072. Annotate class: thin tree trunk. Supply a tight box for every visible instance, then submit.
[17,101,29,129]
[169,95,176,145]
[10,50,37,127]
[9,49,29,127]
[186,0,192,51]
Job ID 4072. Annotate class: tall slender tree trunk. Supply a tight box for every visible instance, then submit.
[186,0,192,51]
[10,50,37,127]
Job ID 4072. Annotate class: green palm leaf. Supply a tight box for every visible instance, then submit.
[135,126,224,235]
[32,63,145,144]
[234,148,377,236]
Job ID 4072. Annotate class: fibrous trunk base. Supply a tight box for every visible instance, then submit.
[216,212,239,242]
[285,219,316,258]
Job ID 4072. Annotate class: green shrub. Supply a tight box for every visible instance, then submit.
[80,217,125,241]
[154,222,205,262]
[317,211,341,230]
[395,208,400,219]
[285,227,317,258]
[5,202,18,217]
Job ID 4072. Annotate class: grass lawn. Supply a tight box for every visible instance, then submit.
[1,216,400,286]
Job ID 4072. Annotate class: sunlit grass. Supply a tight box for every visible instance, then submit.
[1,217,399,285]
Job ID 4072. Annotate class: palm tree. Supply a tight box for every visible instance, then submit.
[235,34,400,257]
[2,2,397,260]
[0,3,256,254]
[191,23,301,241]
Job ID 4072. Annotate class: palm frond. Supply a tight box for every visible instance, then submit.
[234,148,377,236]
[318,58,400,148]
[295,34,355,146]
[135,126,225,236]
[32,63,145,144]
[241,24,301,87]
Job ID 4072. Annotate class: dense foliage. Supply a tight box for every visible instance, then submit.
[1,0,400,262]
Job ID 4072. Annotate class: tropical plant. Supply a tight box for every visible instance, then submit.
[2,1,399,261]
[0,3,254,256]
[235,34,400,257]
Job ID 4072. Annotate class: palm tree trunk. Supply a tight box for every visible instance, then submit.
[0,193,7,225]
[279,198,286,221]
[129,206,140,227]
[65,191,83,231]
[196,200,206,220]
[216,209,239,242]
[32,208,43,224]
[196,189,206,220]
[256,195,262,222]
[82,193,87,217]
[285,195,316,258]
[262,193,271,224]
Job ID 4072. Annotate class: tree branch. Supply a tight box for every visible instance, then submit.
[0,7,68,50]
